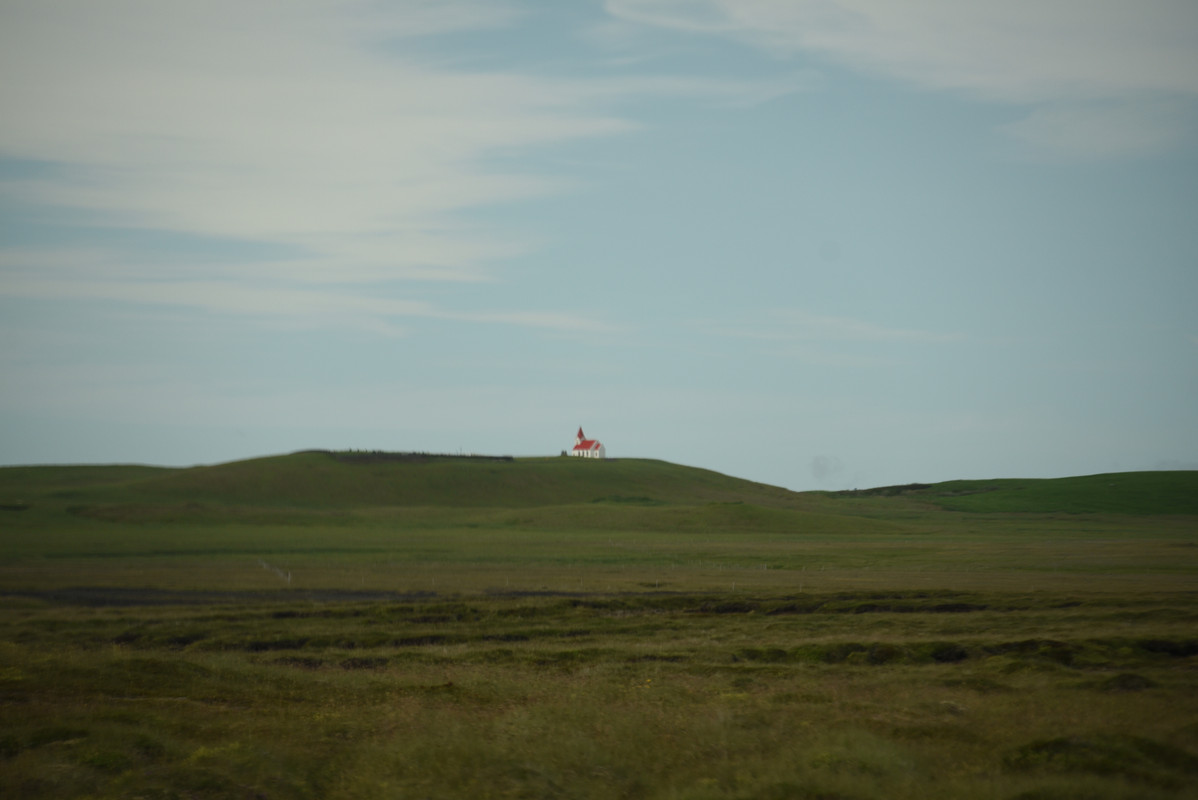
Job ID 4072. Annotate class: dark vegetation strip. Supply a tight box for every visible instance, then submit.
[180,633,1198,668]
[308,449,515,463]
[0,587,437,606]
[735,637,1198,666]
[7,587,1193,614]
[18,593,1190,666]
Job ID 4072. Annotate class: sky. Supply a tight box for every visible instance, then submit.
[1,0,1196,491]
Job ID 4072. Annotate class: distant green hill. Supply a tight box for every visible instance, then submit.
[3,453,1194,518]
[835,472,1198,515]
[0,450,803,511]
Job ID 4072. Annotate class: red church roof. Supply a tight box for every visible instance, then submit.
[573,426,601,451]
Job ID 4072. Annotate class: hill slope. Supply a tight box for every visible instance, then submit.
[3,453,1195,517]
[0,451,805,511]
[832,471,1198,515]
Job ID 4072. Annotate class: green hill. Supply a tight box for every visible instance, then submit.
[3,452,1195,519]
[0,450,804,512]
[833,471,1198,515]
[0,452,919,553]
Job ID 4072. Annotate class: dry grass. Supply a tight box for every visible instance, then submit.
[1,458,1195,797]
[2,588,1197,799]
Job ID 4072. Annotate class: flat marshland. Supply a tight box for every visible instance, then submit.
[1,453,1196,798]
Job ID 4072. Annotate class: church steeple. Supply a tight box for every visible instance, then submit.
[571,426,606,459]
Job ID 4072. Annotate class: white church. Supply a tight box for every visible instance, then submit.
[571,427,606,459]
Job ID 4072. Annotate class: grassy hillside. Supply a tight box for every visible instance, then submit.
[3,454,1196,519]
[840,472,1198,515]
[0,464,169,500]
[0,450,805,512]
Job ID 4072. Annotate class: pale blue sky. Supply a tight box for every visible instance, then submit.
[2,1,1196,490]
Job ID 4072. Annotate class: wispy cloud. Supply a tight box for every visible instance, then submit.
[0,1,802,332]
[717,310,962,367]
[0,2,616,269]
[739,310,962,344]
[1001,101,1195,161]
[605,0,1198,158]
[1,274,618,338]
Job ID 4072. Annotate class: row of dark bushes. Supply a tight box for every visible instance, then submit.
[310,449,514,464]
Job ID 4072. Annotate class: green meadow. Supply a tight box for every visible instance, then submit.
[1,452,1196,799]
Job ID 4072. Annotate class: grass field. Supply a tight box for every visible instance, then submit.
[1,452,1196,798]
